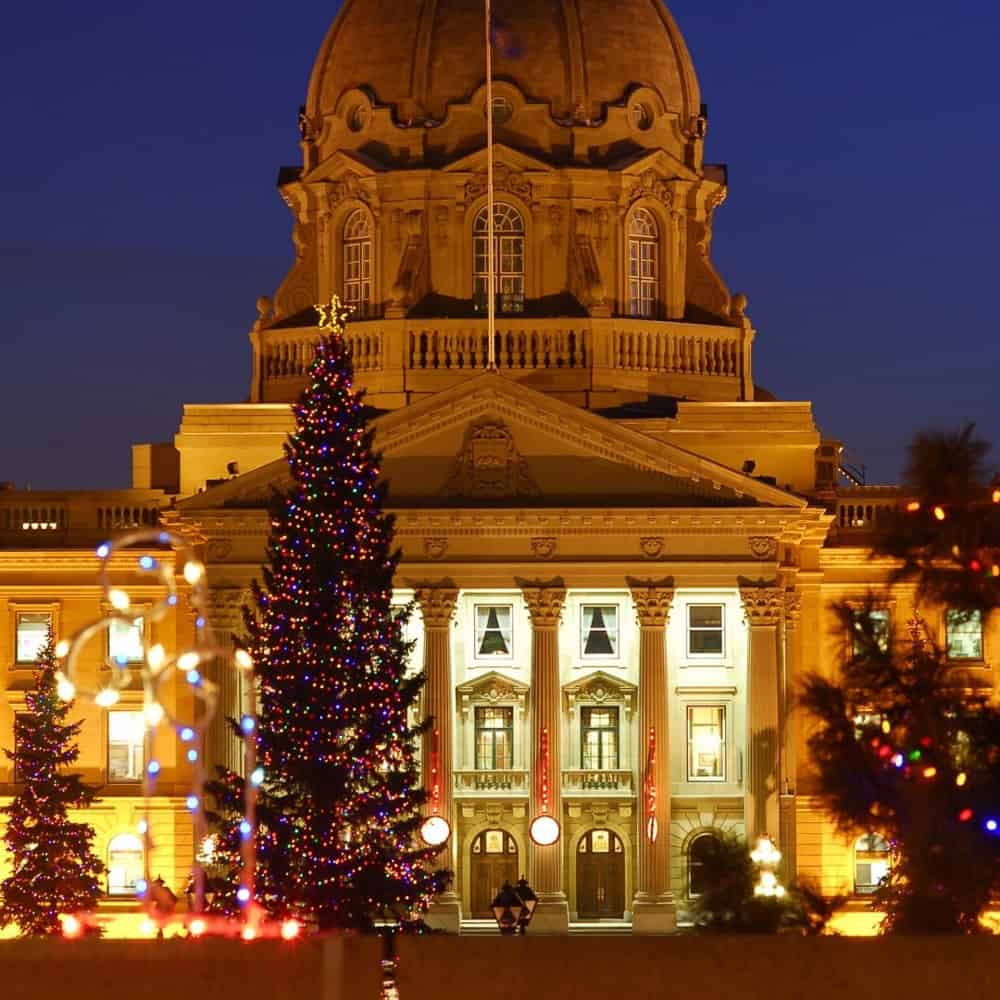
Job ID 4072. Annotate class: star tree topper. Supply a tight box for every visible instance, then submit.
[316,295,353,334]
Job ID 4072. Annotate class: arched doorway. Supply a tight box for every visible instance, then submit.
[576,829,625,919]
[470,829,518,918]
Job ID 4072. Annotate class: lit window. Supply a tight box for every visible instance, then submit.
[107,833,144,897]
[581,707,619,770]
[688,832,721,897]
[108,616,144,665]
[854,833,891,895]
[688,605,724,657]
[687,705,726,781]
[343,209,373,317]
[108,711,145,783]
[473,203,524,314]
[628,209,659,318]
[475,707,513,770]
[946,609,983,661]
[15,611,51,665]
[581,605,618,658]
[474,604,513,659]
[852,609,890,656]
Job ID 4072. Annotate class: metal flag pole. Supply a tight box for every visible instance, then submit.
[485,0,497,370]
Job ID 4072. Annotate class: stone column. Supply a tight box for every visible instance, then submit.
[521,581,568,934]
[628,580,675,934]
[204,586,246,778]
[415,583,460,933]
[779,591,802,877]
[740,582,783,846]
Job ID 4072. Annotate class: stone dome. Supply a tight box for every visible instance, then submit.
[307,0,701,126]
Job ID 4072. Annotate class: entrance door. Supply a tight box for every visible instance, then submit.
[470,829,519,918]
[576,829,625,919]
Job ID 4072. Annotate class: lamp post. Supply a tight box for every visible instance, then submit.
[514,877,538,934]
[491,881,525,935]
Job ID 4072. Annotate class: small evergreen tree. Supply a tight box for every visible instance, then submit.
[0,636,105,935]
[207,301,448,930]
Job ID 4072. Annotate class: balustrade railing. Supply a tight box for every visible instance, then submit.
[562,768,635,795]
[453,769,529,795]
[611,324,739,377]
[407,325,587,371]
[831,488,909,542]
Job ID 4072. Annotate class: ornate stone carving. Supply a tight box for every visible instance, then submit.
[423,537,448,561]
[434,205,450,247]
[739,582,783,628]
[414,584,458,629]
[629,169,673,209]
[519,582,566,629]
[531,536,557,560]
[465,163,532,204]
[564,670,637,715]
[328,172,372,209]
[206,538,233,562]
[640,537,665,560]
[593,207,609,253]
[441,421,540,499]
[748,536,778,561]
[627,579,675,628]
[548,205,564,247]
[456,669,530,716]
[784,591,802,629]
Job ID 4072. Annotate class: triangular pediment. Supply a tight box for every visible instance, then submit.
[563,670,637,713]
[303,149,382,184]
[456,669,530,705]
[442,143,554,176]
[611,147,697,183]
[178,375,805,513]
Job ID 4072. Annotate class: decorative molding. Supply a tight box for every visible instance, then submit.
[748,536,778,561]
[328,172,373,210]
[530,536,557,560]
[563,670,637,716]
[739,580,783,628]
[456,670,530,716]
[441,420,540,499]
[783,591,802,629]
[206,539,233,562]
[628,169,674,209]
[413,583,459,629]
[465,163,532,205]
[627,578,675,628]
[423,537,448,561]
[640,536,665,559]
[519,580,566,629]
[434,205,450,247]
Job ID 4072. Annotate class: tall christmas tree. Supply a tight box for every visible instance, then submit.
[207,299,448,930]
[0,636,105,935]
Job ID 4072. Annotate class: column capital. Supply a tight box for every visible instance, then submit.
[519,579,566,629]
[413,582,459,629]
[627,578,675,628]
[783,590,802,630]
[739,580,783,628]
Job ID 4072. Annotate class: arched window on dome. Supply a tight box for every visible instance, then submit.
[628,208,660,319]
[854,833,891,895]
[342,209,373,318]
[107,832,144,897]
[687,830,722,898]
[473,203,525,314]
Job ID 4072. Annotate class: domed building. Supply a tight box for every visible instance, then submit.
[0,0,986,937]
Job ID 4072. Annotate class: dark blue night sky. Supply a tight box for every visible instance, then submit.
[2,1,998,489]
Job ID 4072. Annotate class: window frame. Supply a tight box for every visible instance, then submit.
[686,704,727,783]
[472,603,515,664]
[11,605,57,667]
[687,603,726,660]
[627,208,660,319]
[945,608,984,662]
[342,208,374,318]
[854,833,891,896]
[474,705,514,771]
[106,614,147,667]
[106,709,146,784]
[107,832,145,897]
[851,607,891,657]
[580,705,620,771]
[687,831,722,898]
[472,202,525,315]
[580,603,621,662]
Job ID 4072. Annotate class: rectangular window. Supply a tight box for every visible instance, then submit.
[108,616,144,665]
[15,611,51,665]
[108,711,145,782]
[946,609,983,661]
[687,705,726,781]
[13,713,29,782]
[851,609,891,656]
[581,706,619,770]
[581,605,619,659]
[475,707,513,770]
[688,605,724,657]
[474,604,513,660]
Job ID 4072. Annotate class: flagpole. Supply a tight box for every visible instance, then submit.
[485,0,497,370]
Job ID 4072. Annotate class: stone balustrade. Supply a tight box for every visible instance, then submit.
[561,768,635,796]
[252,315,749,404]
[453,768,529,796]
[830,487,909,543]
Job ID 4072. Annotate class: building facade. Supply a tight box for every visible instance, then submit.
[2,0,995,934]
